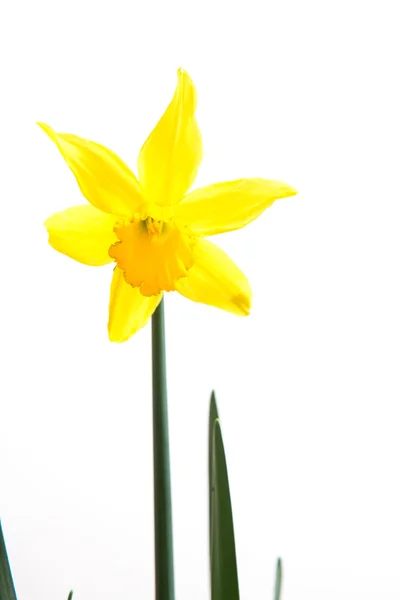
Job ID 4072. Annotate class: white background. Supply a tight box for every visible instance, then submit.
[1,0,400,598]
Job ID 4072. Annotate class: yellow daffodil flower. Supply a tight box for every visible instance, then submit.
[39,69,297,342]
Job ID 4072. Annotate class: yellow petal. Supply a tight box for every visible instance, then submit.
[38,122,145,218]
[44,204,118,266]
[175,178,297,236]
[108,267,162,342]
[175,239,252,316]
[137,69,202,208]
[109,218,194,296]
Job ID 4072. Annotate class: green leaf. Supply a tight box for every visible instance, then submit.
[274,558,282,600]
[209,393,240,600]
[0,521,18,600]
[67,591,74,600]
[208,390,219,549]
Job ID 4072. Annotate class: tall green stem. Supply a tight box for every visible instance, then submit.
[151,298,175,600]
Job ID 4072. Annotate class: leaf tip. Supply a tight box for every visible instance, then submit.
[209,390,219,420]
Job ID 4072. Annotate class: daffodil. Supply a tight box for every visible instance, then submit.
[39,69,296,342]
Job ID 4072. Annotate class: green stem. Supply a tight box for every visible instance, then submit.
[274,558,282,600]
[151,298,175,600]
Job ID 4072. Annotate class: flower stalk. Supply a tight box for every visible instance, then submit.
[151,298,175,600]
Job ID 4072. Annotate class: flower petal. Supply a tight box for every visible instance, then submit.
[44,204,118,266]
[175,239,252,316]
[38,122,145,217]
[175,178,297,236]
[137,69,202,207]
[108,267,163,342]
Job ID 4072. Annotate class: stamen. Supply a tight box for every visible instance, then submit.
[146,217,164,241]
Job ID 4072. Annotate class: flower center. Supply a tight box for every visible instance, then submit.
[145,217,164,240]
[109,216,194,296]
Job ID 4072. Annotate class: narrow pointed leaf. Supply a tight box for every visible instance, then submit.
[274,558,282,600]
[0,521,18,600]
[208,390,219,551]
[67,592,74,600]
[209,393,240,600]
